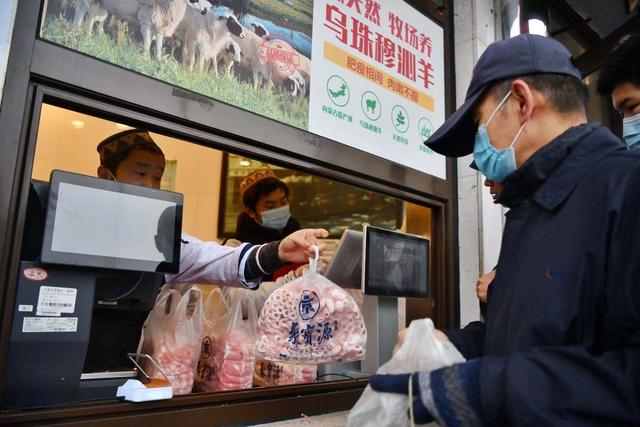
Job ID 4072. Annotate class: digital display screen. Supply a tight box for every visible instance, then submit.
[41,170,183,273]
[363,226,429,298]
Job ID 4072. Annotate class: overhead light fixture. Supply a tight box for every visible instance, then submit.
[509,8,548,37]
[528,19,548,36]
[239,159,251,167]
[115,123,131,130]
[71,120,85,129]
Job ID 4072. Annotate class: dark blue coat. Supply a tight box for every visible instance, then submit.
[446,123,640,426]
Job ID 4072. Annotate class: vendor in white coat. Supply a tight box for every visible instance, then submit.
[96,129,327,288]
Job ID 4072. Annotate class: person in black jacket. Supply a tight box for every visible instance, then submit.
[235,168,301,245]
[597,33,640,149]
[369,34,640,426]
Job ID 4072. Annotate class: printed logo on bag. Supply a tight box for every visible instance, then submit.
[287,320,338,347]
[259,37,301,78]
[202,336,212,358]
[23,267,48,281]
[298,290,320,320]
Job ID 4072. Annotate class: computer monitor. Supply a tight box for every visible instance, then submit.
[41,170,183,273]
[362,225,429,298]
[325,229,363,289]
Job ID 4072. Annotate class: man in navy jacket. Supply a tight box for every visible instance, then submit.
[370,34,640,426]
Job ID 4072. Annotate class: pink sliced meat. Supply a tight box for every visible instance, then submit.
[257,273,367,364]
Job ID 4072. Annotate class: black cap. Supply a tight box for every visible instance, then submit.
[425,34,582,157]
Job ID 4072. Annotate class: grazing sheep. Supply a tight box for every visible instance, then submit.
[72,0,108,34]
[73,0,212,59]
[174,7,245,74]
[280,70,306,98]
[219,39,242,76]
[296,53,311,97]
[251,22,269,39]
[265,50,310,97]
[230,29,273,90]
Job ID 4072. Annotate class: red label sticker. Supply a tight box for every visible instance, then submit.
[259,38,301,78]
[23,267,48,281]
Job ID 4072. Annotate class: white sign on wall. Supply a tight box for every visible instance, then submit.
[308,0,446,179]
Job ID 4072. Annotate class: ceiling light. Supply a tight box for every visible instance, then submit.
[71,120,85,129]
[115,123,131,130]
[239,159,251,167]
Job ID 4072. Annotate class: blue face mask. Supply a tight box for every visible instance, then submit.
[260,205,291,230]
[473,90,528,182]
[623,113,640,150]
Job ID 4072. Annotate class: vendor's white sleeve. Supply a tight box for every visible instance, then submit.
[165,232,258,288]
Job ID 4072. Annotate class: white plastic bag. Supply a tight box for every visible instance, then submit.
[196,289,258,391]
[347,318,465,427]
[140,286,204,395]
[193,288,228,392]
[256,247,367,364]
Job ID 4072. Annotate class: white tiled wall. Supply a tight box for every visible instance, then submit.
[454,0,506,327]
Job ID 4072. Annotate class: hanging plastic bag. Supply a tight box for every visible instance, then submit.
[140,286,204,395]
[223,277,318,387]
[347,318,465,427]
[193,288,228,392]
[199,290,258,391]
[257,246,367,364]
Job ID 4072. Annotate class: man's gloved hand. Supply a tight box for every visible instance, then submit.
[368,373,434,424]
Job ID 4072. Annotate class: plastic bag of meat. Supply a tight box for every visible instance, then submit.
[256,246,367,364]
[253,360,317,387]
[198,290,258,391]
[139,286,204,395]
[193,288,228,392]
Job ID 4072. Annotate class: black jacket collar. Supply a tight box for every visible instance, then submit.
[498,123,625,210]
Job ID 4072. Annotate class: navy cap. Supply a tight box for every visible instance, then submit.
[425,34,582,157]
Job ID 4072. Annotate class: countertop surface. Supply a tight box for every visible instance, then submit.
[252,410,349,426]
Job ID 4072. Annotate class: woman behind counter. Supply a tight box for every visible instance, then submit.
[235,168,301,244]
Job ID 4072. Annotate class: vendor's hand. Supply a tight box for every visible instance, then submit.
[278,229,329,263]
[476,270,496,304]
[369,373,434,424]
[393,327,449,354]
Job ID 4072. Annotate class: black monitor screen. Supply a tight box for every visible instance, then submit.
[363,226,429,298]
[41,170,183,273]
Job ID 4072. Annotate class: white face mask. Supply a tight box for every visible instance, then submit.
[260,205,291,230]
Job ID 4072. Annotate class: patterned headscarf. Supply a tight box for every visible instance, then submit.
[97,129,162,166]
[240,168,277,195]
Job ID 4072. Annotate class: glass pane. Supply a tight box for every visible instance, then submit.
[29,102,434,395]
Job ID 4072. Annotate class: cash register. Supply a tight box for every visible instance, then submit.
[2,170,183,408]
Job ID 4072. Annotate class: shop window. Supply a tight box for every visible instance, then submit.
[28,102,434,394]
[220,154,404,238]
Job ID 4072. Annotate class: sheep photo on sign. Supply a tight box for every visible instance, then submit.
[42,0,313,130]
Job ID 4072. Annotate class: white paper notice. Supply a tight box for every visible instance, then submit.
[36,286,77,316]
[22,317,78,333]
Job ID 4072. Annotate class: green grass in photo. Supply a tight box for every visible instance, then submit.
[42,15,309,130]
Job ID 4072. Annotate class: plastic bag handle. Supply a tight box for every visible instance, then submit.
[308,244,320,273]
[408,373,416,427]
